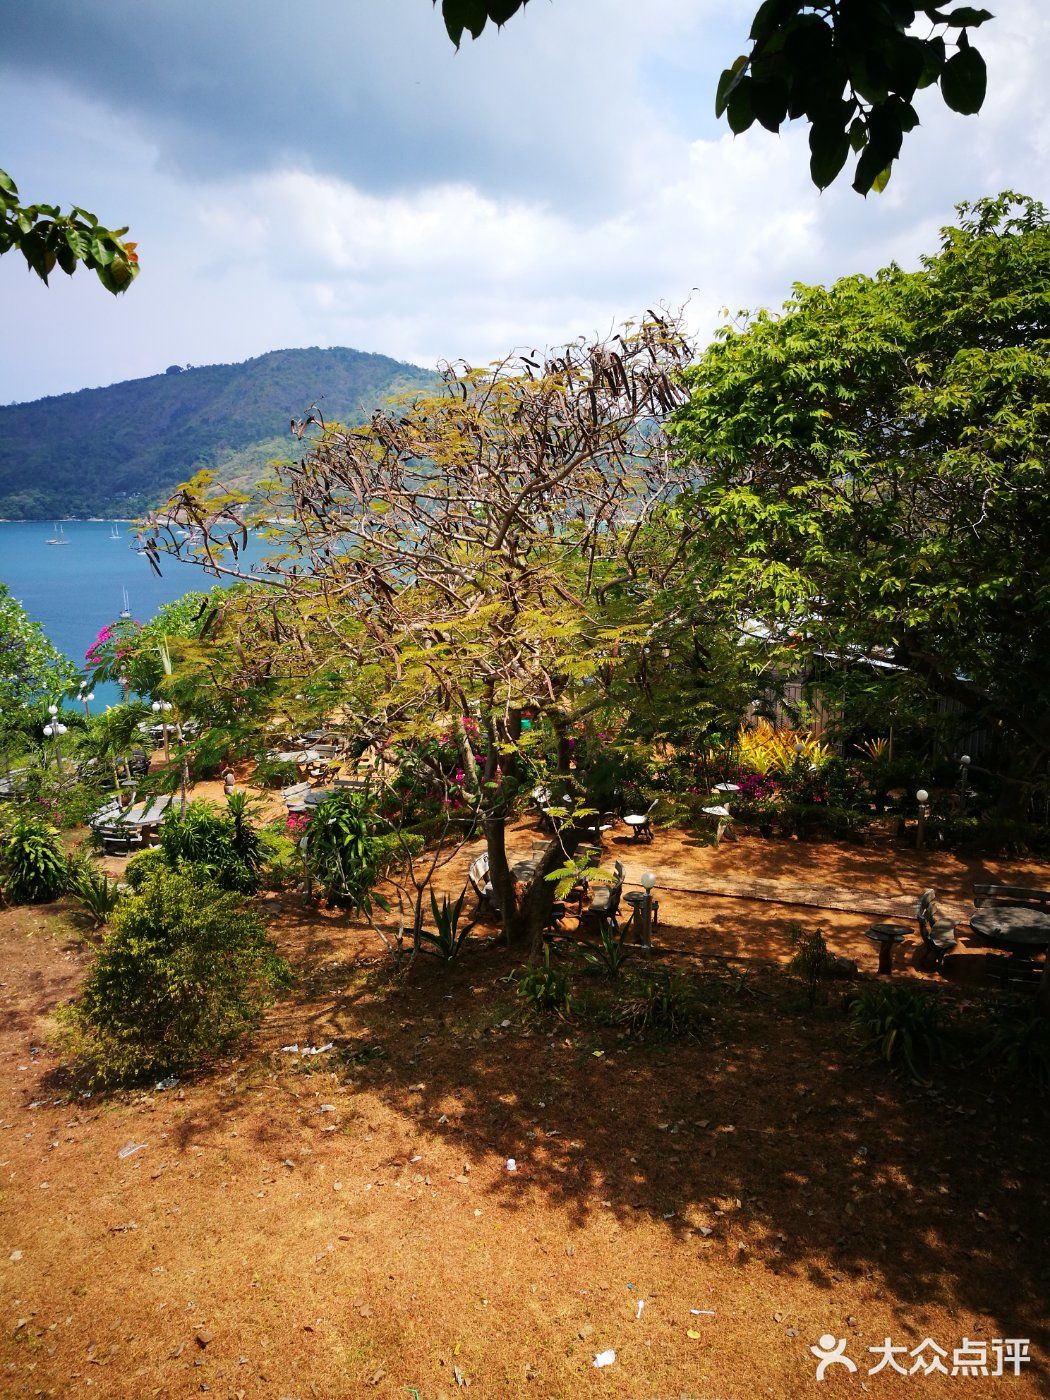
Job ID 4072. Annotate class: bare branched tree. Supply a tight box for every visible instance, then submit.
[146,313,698,954]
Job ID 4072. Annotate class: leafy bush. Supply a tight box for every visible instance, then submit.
[847,984,953,1081]
[124,848,166,890]
[158,799,260,893]
[258,829,303,892]
[57,867,291,1086]
[0,815,68,903]
[516,946,573,1016]
[418,889,470,961]
[252,755,300,789]
[307,792,400,912]
[617,968,707,1040]
[978,1001,1050,1085]
[787,922,837,1005]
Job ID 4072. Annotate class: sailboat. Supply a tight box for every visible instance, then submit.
[119,587,131,621]
[110,522,122,541]
[46,523,69,545]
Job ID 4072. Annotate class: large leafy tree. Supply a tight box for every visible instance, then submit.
[0,583,77,712]
[435,1,994,194]
[669,191,1050,799]
[0,583,77,771]
[0,168,138,292]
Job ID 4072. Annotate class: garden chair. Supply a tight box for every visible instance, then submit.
[916,888,957,971]
[468,853,500,915]
[579,859,625,933]
[623,799,658,843]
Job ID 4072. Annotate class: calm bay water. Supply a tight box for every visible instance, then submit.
[0,520,251,705]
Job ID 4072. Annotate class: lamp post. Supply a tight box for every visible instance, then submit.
[639,870,657,949]
[151,700,172,762]
[79,687,95,718]
[43,705,68,777]
[958,754,972,812]
[916,788,930,850]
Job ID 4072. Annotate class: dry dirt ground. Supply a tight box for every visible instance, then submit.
[2,822,1049,1399]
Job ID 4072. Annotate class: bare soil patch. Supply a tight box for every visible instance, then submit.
[2,829,1048,1398]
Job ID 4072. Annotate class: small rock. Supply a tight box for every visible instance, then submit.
[195,1330,213,1349]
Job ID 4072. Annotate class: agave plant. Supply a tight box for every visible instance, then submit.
[418,888,470,961]
[71,862,124,929]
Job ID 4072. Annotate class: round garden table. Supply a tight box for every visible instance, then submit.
[969,906,1050,955]
[864,923,909,975]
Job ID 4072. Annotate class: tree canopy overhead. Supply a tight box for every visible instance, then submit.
[669,191,1050,800]
[435,1,994,194]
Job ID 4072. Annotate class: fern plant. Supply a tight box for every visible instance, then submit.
[0,815,68,904]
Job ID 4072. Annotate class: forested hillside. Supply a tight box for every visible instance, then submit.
[0,346,432,518]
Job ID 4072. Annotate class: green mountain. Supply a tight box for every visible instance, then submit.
[0,346,433,519]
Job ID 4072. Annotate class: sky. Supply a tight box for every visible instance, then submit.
[1,0,1048,405]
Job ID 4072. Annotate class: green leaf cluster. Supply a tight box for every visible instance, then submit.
[0,167,138,292]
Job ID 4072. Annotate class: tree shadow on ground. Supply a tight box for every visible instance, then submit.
[240,924,1050,1381]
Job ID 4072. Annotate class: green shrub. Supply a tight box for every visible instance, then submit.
[258,830,303,891]
[57,867,291,1086]
[251,755,301,789]
[847,984,953,1081]
[307,792,397,913]
[159,800,259,893]
[978,1001,1050,1085]
[124,848,166,889]
[516,946,573,1016]
[787,922,837,1005]
[0,815,68,903]
[617,968,707,1040]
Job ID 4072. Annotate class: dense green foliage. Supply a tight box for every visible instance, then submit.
[59,867,290,1086]
[671,194,1050,802]
[0,814,68,904]
[306,792,406,913]
[848,983,952,1079]
[157,798,266,893]
[0,167,138,293]
[0,584,78,718]
[436,2,992,193]
[0,346,432,520]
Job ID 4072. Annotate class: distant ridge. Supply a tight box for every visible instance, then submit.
[0,346,433,519]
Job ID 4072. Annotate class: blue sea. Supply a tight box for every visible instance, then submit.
[0,520,256,706]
